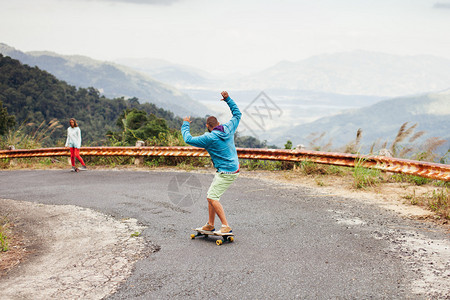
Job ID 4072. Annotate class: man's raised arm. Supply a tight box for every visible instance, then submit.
[221,91,241,129]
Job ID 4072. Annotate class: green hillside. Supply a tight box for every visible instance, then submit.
[0,43,211,118]
[0,54,206,146]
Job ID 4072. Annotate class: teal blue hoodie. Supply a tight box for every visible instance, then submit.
[181,97,241,173]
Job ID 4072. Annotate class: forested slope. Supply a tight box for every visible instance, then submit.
[0,54,205,145]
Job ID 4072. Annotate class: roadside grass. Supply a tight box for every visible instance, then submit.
[84,156,134,167]
[276,159,449,221]
[0,216,10,252]
[353,166,382,189]
[240,159,284,171]
[1,157,68,170]
[352,158,382,189]
[390,173,431,186]
[298,160,349,176]
[403,188,449,220]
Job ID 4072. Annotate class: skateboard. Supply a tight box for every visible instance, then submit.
[71,167,80,172]
[191,229,234,246]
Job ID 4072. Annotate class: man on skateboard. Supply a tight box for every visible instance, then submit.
[182,91,241,234]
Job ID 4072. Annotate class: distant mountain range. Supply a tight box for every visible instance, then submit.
[114,57,216,89]
[273,90,450,156]
[230,51,450,97]
[0,43,210,117]
[117,51,450,98]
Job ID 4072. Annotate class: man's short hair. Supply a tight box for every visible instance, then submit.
[206,116,219,128]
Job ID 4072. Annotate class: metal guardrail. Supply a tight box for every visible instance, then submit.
[0,146,449,181]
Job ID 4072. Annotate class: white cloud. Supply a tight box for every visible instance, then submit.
[76,0,182,5]
[434,2,450,9]
[1,0,450,74]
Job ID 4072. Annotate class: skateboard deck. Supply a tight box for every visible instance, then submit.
[191,228,234,246]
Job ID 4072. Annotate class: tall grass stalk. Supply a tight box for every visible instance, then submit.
[1,119,62,150]
[343,128,363,154]
[307,132,326,151]
[414,137,447,162]
[390,122,417,157]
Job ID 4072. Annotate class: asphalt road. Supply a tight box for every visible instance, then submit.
[0,170,449,299]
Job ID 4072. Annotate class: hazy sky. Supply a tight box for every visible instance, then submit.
[1,0,450,74]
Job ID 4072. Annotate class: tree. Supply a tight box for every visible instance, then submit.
[127,97,140,108]
[284,140,293,150]
[0,100,16,135]
[110,109,170,145]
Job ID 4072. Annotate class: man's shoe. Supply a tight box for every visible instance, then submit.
[79,165,87,171]
[214,225,232,234]
[196,223,215,232]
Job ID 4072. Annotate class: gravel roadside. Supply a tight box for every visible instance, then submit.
[0,199,148,299]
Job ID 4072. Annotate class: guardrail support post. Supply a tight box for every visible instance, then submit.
[8,145,17,166]
[134,141,145,166]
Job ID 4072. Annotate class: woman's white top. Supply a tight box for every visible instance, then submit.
[65,126,82,148]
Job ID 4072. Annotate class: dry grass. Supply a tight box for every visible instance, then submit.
[343,128,363,154]
[403,188,449,221]
[0,216,28,276]
[0,119,62,150]
[414,137,448,162]
[256,167,449,224]
[306,132,327,151]
[2,157,69,170]
[390,122,416,156]
[337,122,448,163]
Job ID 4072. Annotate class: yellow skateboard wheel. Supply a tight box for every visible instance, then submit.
[216,240,223,246]
[190,234,195,239]
[228,236,234,242]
